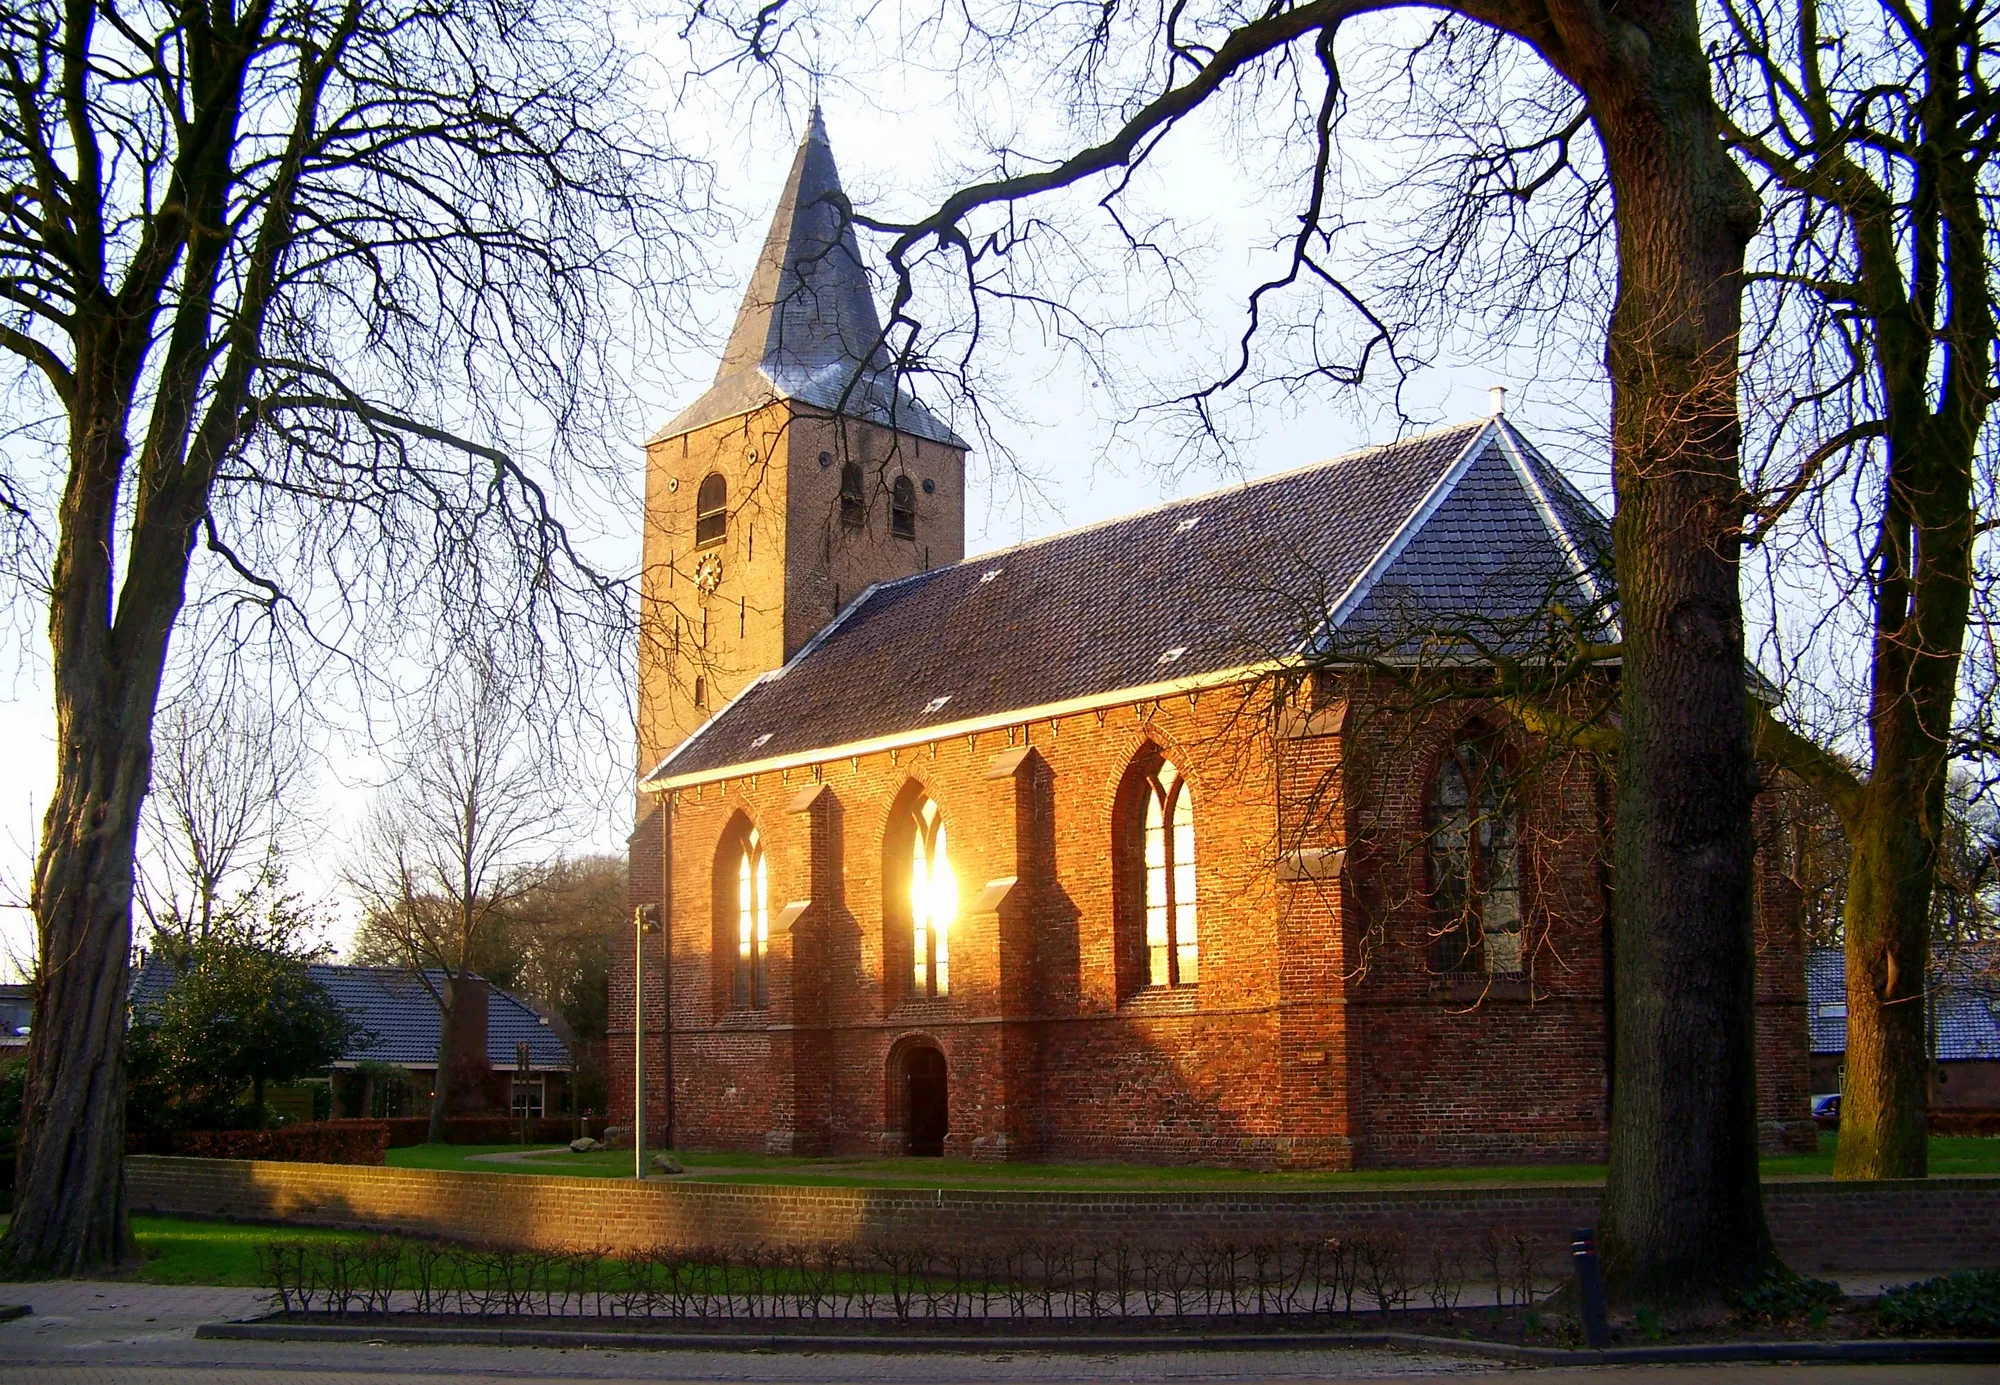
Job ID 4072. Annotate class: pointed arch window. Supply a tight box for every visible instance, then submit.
[1142,760,1199,987]
[908,798,955,997]
[695,473,727,548]
[839,461,865,528]
[1427,736,1522,974]
[734,827,770,1007]
[890,475,917,539]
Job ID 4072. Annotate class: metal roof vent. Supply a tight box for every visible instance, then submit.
[979,569,1004,583]
[749,732,773,749]
[1175,515,1202,533]
[1157,646,1188,665]
[920,694,953,716]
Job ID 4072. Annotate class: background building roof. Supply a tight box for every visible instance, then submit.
[1807,945,2000,1061]
[648,415,1610,785]
[130,960,572,1070]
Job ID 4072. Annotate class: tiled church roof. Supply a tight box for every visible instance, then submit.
[646,415,1612,786]
[130,960,572,1070]
[650,108,965,450]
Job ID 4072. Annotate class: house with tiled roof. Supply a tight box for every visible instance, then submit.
[1809,945,2000,1108]
[132,960,573,1119]
[610,112,1813,1169]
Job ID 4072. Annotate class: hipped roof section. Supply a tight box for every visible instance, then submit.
[645,416,1614,788]
[650,109,966,450]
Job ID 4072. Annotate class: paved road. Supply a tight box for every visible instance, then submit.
[1,1281,1990,1385]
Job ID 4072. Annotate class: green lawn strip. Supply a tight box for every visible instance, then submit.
[381,1133,2000,1190]
[131,1215,394,1286]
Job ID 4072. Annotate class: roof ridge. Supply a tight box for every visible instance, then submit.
[949,417,1490,572]
[1316,419,1499,639]
[1491,421,1612,608]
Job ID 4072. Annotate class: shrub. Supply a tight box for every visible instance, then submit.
[1726,1268,1842,1326]
[1877,1269,2000,1335]
[372,1115,579,1147]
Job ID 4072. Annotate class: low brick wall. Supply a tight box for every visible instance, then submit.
[124,1156,2000,1273]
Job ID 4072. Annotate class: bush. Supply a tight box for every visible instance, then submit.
[1726,1268,1842,1326]
[1877,1269,2000,1335]
[371,1115,581,1147]
[130,1121,391,1165]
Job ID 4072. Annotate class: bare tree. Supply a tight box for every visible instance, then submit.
[1706,0,2000,1180]
[0,0,711,1271]
[137,683,307,948]
[689,0,1771,1305]
[346,659,563,1144]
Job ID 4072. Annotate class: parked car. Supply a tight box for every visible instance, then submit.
[1811,1093,1841,1121]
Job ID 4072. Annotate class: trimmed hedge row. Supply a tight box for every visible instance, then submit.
[371,1116,583,1148]
[129,1122,391,1165]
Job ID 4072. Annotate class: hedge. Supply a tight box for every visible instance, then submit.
[129,1121,390,1165]
[372,1115,584,1147]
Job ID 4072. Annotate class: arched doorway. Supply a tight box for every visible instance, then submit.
[901,1045,948,1157]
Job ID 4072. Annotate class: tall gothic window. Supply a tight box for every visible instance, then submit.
[695,472,727,548]
[1141,759,1199,987]
[839,461,865,528]
[908,798,955,997]
[734,827,769,1008]
[1427,736,1522,974]
[890,475,917,539]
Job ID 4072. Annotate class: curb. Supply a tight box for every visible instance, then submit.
[0,1306,30,1323]
[193,1319,2000,1364]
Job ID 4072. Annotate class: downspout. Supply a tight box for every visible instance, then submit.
[662,793,676,1149]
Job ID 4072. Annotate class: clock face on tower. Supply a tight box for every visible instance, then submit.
[694,554,722,595]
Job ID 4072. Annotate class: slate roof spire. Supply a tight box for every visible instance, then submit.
[651,110,965,448]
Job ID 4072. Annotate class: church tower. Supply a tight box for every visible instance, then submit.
[637,110,968,783]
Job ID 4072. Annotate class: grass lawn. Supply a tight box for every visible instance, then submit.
[0,1215,395,1287]
[383,1133,2000,1189]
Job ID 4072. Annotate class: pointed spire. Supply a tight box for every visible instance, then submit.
[653,112,964,448]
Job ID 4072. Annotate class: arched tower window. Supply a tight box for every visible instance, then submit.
[1427,736,1522,974]
[695,472,727,548]
[839,461,865,528]
[890,475,917,539]
[906,797,954,997]
[1142,760,1199,987]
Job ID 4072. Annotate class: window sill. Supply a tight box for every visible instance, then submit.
[1429,976,1534,1004]
[1119,985,1200,1015]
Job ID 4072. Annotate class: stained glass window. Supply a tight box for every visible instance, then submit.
[1427,738,1521,974]
[734,828,769,1007]
[908,799,954,997]
[1143,760,1199,987]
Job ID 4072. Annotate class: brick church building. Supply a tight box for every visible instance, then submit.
[609,112,1814,1169]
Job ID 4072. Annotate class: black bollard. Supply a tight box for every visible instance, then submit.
[1570,1227,1611,1348]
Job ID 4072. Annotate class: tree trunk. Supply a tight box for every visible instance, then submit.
[1833,404,1974,1177]
[427,982,459,1144]
[1835,800,1935,1177]
[1589,29,1778,1304]
[1,380,190,1274]
[3,765,141,1276]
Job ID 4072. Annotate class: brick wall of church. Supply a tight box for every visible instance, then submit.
[613,678,1813,1169]
[627,685,1316,1165]
[1330,688,1616,1167]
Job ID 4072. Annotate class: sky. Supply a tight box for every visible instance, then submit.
[0,9,1616,981]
